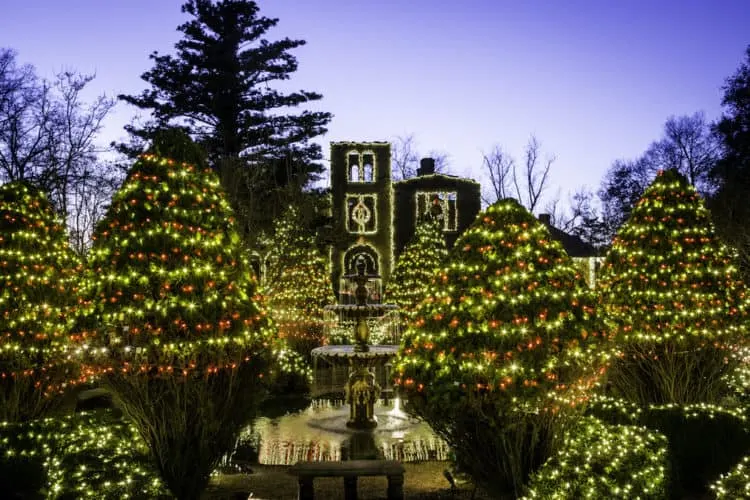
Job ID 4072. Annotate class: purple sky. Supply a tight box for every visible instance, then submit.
[2,0,748,210]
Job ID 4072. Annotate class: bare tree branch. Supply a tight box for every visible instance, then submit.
[391,134,419,180]
[0,48,118,253]
[517,135,554,212]
[481,145,515,205]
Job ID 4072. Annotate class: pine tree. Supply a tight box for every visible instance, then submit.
[394,198,604,496]
[117,0,332,236]
[263,207,335,357]
[711,45,750,283]
[599,168,748,405]
[0,181,79,421]
[77,130,274,500]
[385,216,447,314]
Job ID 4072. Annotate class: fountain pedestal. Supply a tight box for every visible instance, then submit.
[346,365,380,429]
[311,345,399,430]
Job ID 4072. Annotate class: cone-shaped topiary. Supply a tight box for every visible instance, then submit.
[394,198,605,496]
[263,206,335,358]
[385,216,448,314]
[77,129,275,500]
[599,168,748,405]
[0,181,80,421]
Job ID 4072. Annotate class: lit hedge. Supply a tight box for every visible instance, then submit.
[712,455,750,499]
[0,411,168,499]
[523,416,668,499]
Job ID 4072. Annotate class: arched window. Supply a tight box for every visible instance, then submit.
[348,152,360,183]
[362,152,375,182]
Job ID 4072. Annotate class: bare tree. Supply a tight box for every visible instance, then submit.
[598,112,719,239]
[391,134,451,179]
[481,135,555,212]
[391,134,419,180]
[515,136,554,212]
[647,112,719,194]
[0,48,118,254]
[481,145,515,205]
[426,149,450,173]
[544,187,610,250]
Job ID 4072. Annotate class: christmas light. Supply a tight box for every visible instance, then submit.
[0,181,82,421]
[0,411,167,498]
[262,206,335,363]
[598,169,749,405]
[73,142,277,498]
[394,197,607,494]
[385,216,448,315]
[523,416,668,499]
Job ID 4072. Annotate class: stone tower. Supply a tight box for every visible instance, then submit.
[330,142,392,301]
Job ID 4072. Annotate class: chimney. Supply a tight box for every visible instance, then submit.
[538,213,551,226]
[417,157,435,176]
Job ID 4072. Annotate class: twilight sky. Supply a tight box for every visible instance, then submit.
[1,0,748,209]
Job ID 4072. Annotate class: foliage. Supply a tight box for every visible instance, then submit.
[711,45,750,284]
[587,395,750,498]
[712,455,750,499]
[0,181,80,422]
[0,48,119,254]
[262,206,335,359]
[544,188,610,251]
[599,169,748,405]
[385,216,447,314]
[77,129,275,499]
[726,345,750,404]
[599,113,719,240]
[0,410,168,499]
[116,0,332,236]
[523,416,669,499]
[394,198,606,496]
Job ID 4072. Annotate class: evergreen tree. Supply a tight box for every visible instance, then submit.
[77,129,275,499]
[394,199,604,496]
[117,0,331,236]
[263,206,335,357]
[599,168,748,405]
[0,181,79,421]
[385,216,447,314]
[711,45,750,282]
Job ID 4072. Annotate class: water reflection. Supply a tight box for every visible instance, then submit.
[230,397,449,466]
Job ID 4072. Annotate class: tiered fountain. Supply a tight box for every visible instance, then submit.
[225,258,449,466]
[311,257,399,430]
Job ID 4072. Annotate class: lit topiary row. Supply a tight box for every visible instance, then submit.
[523,416,669,499]
[712,455,750,499]
[0,411,168,499]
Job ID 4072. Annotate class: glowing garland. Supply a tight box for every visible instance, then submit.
[346,149,377,183]
[345,194,378,234]
[415,190,458,232]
